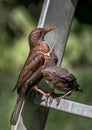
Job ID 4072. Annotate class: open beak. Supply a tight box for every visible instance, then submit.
[46,27,55,33]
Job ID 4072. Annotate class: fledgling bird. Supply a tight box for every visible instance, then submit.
[10,27,55,125]
[41,46,83,105]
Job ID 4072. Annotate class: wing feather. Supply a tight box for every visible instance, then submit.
[13,53,44,91]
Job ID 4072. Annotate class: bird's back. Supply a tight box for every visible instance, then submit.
[42,65,81,92]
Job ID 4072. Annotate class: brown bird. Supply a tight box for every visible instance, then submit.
[10,27,55,125]
[41,46,83,105]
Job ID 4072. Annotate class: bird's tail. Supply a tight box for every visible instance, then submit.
[10,95,25,125]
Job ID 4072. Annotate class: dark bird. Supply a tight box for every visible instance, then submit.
[10,27,55,125]
[41,46,83,105]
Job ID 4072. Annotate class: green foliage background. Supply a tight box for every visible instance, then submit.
[0,0,92,130]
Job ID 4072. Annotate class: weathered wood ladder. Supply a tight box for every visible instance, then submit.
[13,0,92,130]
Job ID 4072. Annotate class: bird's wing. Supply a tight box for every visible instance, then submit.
[13,52,44,91]
[42,66,76,83]
[59,68,76,82]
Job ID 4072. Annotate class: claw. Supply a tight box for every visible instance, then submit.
[49,92,60,105]
[44,92,51,105]
[56,95,65,106]
[56,90,72,106]
[49,96,53,105]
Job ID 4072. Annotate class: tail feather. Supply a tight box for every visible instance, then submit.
[10,96,25,125]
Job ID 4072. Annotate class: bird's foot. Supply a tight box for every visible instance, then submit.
[44,92,51,105]
[48,92,62,105]
[56,90,72,106]
[56,95,65,106]
[44,92,62,105]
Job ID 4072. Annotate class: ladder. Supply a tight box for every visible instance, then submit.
[13,0,92,130]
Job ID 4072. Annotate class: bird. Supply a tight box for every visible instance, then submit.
[41,46,83,105]
[10,27,55,125]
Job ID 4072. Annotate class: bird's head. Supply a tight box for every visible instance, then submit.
[28,27,55,47]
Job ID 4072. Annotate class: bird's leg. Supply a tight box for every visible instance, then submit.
[62,90,72,98]
[32,85,50,104]
[32,85,46,95]
[56,90,72,106]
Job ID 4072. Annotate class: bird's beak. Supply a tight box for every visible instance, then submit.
[46,27,55,33]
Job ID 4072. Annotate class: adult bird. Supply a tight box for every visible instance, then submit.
[10,27,55,125]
